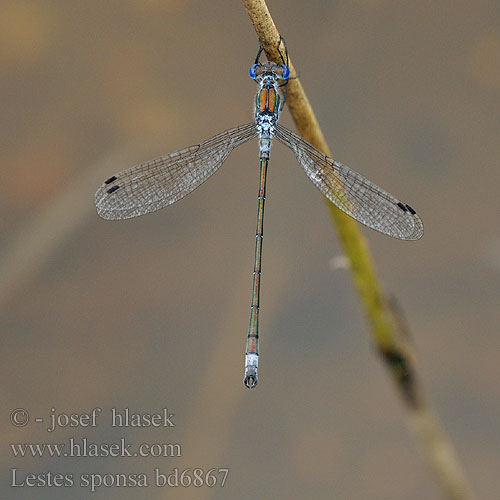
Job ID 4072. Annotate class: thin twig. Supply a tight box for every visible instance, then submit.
[242,1,475,498]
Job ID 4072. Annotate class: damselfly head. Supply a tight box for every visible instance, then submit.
[249,62,290,82]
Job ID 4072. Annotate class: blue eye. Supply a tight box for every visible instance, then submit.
[280,64,290,79]
[249,64,258,79]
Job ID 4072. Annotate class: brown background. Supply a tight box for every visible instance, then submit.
[1,1,499,499]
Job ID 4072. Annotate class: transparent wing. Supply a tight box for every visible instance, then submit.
[95,122,257,220]
[275,124,423,240]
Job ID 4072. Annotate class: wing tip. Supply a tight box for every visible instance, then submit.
[94,185,118,220]
[395,201,424,240]
[398,213,424,241]
[410,215,424,240]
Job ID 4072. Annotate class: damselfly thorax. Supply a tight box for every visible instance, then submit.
[252,61,289,161]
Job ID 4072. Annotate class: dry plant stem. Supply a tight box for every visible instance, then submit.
[242,1,475,499]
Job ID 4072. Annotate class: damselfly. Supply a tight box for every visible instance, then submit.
[95,42,423,389]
